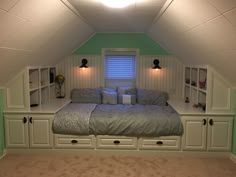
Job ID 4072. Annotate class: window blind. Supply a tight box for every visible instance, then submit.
[105,55,136,80]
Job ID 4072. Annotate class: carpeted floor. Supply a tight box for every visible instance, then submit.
[0,153,236,177]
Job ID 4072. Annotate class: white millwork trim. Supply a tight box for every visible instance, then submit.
[60,0,92,27]
[230,154,236,163]
[152,0,174,24]
[0,150,7,159]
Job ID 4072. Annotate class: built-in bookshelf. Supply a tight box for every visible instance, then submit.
[184,66,207,111]
[28,66,56,108]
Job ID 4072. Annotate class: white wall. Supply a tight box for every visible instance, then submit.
[56,55,183,99]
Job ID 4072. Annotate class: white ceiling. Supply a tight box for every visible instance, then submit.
[67,0,167,32]
[0,0,236,86]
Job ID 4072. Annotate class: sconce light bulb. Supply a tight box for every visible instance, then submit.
[82,67,85,70]
[155,68,159,71]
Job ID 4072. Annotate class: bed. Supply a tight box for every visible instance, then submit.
[52,88,183,137]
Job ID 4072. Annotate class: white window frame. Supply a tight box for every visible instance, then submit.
[101,48,139,88]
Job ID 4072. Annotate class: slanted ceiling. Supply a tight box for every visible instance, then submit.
[0,0,235,86]
[0,0,94,85]
[148,0,236,86]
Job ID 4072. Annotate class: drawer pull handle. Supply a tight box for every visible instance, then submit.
[71,140,78,144]
[203,119,207,125]
[156,141,163,145]
[209,119,214,126]
[29,117,32,124]
[113,140,120,144]
[23,117,27,124]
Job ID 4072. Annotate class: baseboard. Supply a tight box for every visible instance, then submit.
[0,150,7,159]
[5,148,232,158]
[230,154,236,163]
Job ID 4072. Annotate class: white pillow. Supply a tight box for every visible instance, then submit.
[118,94,136,104]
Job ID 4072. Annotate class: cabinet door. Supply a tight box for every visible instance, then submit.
[5,115,29,148]
[207,117,233,151]
[29,115,53,148]
[182,116,207,151]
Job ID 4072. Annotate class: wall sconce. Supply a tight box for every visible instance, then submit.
[80,58,88,70]
[152,59,161,70]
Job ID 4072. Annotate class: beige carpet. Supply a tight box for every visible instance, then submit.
[0,153,236,177]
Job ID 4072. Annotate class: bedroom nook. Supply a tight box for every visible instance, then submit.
[0,0,236,176]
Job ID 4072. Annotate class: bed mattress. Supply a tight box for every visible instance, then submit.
[53,103,183,137]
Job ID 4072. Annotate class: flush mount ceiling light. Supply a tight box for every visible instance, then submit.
[99,0,143,8]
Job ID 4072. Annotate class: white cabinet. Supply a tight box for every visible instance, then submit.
[207,117,233,151]
[182,116,207,150]
[182,116,233,151]
[4,66,56,112]
[5,115,29,148]
[5,114,53,148]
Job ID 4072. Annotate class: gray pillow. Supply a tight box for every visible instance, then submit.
[102,87,117,92]
[137,89,168,106]
[117,86,136,95]
[118,94,136,104]
[71,88,102,103]
[102,91,118,104]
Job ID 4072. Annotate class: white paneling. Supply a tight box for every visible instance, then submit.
[57,55,103,98]
[1,21,53,51]
[224,8,236,26]
[0,0,94,86]
[137,55,183,99]
[161,0,220,29]
[207,0,236,13]
[33,15,94,66]
[0,48,31,85]
[10,0,74,25]
[57,55,183,99]
[0,10,26,44]
[0,0,19,11]
[188,16,236,52]
[150,0,236,86]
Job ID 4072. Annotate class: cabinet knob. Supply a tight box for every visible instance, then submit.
[156,141,163,145]
[113,140,120,144]
[209,119,214,126]
[29,117,32,123]
[71,140,78,144]
[202,119,207,125]
[23,117,27,124]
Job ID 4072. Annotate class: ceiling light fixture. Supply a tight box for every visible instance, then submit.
[100,0,142,8]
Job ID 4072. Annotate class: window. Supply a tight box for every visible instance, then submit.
[105,55,136,80]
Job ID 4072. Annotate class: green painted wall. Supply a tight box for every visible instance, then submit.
[233,90,236,155]
[73,33,169,55]
[0,89,4,156]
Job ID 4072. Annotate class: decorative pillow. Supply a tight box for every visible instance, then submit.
[137,89,168,106]
[102,87,117,92]
[71,88,102,103]
[117,86,136,95]
[118,94,136,105]
[102,91,118,104]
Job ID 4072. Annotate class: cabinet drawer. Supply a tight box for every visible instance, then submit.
[96,136,138,149]
[54,134,95,149]
[139,136,181,150]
